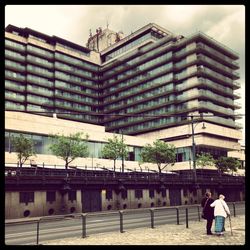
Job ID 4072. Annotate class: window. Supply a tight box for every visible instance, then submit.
[68,190,76,202]
[135,189,143,199]
[183,188,188,197]
[106,189,112,200]
[149,189,155,198]
[46,191,56,203]
[162,189,167,198]
[121,189,128,199]
[20,192,34,205]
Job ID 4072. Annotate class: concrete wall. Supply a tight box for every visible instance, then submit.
[5,186,244,219]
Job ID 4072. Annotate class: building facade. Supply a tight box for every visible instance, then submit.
[5,23,243,169]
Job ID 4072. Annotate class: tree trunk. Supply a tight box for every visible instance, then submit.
[19,157,22,168]
[158,164,161,174]
[113,159,116,172]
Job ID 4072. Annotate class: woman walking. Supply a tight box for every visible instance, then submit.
[210,194,230,236]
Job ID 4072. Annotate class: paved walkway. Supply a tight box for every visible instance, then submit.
[43,215,245,245]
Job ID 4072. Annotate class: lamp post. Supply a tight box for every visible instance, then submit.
[121,130,124,173]
[190,115,206,188]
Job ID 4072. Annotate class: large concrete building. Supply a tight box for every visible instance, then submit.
[5,23,245,219]
[5,23,243,169]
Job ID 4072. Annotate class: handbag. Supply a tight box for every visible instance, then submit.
[201,198,209,219]
[201,212,206,219]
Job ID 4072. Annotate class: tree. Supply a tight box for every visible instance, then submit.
[101,135,128,171]
[216,156,241,175]
[196,152,215,169]
[49,132,89,169]
[140,140,176,173]
[11,134,36,168]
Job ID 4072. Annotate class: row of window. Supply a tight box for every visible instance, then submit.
[104,62,173,87]
[5,131,143,161]
[5,130,197,163]
[197,42,237,67]
[104,32,155,62]
[5,35,89,56]
[55,52,98,71]
[55,80,98,96]
[55,61,98,79]
[55,70,97,86]
[104,77,173,103]
[104,51,172,81]
[108,115,177,131]
[104,91,174,113]
[104,72,173,96]
[5,79,26,91]
[19,188,167,206]
[103,43,172,77]
[19,190,76,205]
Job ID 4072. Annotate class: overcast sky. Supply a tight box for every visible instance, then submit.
[5,5,245,144]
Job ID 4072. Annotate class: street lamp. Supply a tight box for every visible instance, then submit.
[121,130,124,173]
[190,115,206,188]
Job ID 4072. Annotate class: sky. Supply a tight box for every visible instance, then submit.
[4,5,245,144]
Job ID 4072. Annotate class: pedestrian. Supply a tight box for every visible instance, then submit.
[201,191,214,235]
[210,194,230,236]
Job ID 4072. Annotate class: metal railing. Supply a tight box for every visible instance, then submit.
[8,201,243,245]
[5,165,245,184]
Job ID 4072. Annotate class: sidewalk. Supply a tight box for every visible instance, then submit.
[43,215,245,245]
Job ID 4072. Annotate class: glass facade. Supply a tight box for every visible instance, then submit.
[103,31,164,62]
[5,130,143,162]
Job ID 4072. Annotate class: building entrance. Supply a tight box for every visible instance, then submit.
[82,189,102,212]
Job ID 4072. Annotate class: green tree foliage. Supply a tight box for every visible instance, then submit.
[216,156,241,175]
[49,132,89,169]
[101,135,128,171]
[11,134,36,168]
[140,140,176,173]
[196,152,215,169]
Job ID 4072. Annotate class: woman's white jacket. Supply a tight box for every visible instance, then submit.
[210,198,230,218]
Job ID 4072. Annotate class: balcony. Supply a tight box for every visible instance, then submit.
[199,101,234,116]
[27,86,53,97]
[5,93,25,102]
[5,71,25,82]
[196,43,239,69]
[197,67,234,87]
[27,46,54,59]
[26,75,54,88]
[235,122,243,128]
[204,116,238,128]
[5,60,26,72]
[5,102,25,111]
[233,81,241,90]
[198,78,233,96]
[234,101,242,109]
[233,92,241,99]
[27,66,54,79]
[5,81,25,92]
[27,96,54,107]
[197,54,239,79]
[5,50,25,62]
[27,56,53,69]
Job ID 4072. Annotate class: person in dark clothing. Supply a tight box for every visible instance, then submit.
[201,191,214,235]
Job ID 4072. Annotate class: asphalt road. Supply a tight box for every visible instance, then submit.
[5,202,245,245]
